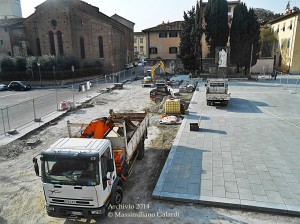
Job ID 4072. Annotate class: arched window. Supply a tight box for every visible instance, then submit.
[80,37,85,59]
[98,36,104,58]
[49,31,56,56]
[57,31,64,55]
[36,38,41,56]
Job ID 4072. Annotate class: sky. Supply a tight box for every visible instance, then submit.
[20,0,298,32]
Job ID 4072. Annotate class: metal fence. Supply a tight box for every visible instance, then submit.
[0,67,142,137]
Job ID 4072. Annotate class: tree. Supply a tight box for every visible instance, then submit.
[230,3,260,75]
[230,2,249,72]
[204,0,229,58]
[179,1,203,72]
[260,25,277,57]
[179,7,197,71]
[194,0,203,71]
[254,8,282,22]
[244,8,261,74]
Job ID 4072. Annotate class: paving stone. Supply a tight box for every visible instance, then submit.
[187,183,200,195]
[162,181,176,192]
[261,180,278,191]
[174,187,187,194]
[201,179,213,190]
[226,192,240,199]
[247,174,261,184]
[266,191,284,204]
[224,172,236,182]
[258,171,273,181]
[277,186,295,199]
[253,195,269,202]
[250,184,266,196]
[225,182,238,193]
[213,186,225,197]
[188,174,201,184]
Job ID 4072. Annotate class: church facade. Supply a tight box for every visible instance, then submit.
[0,0,134,73]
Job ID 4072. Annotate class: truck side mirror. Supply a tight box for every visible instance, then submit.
[107,159,114,172]
[33,157,39,176]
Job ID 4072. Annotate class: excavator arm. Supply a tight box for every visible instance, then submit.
[151,61,166,82]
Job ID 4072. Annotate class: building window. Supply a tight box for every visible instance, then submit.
[98,36,104,58]
[169,32,178,37]
[4,28,8,32]
[159,32,167,38]
[282,23,285,31]
[80,37,85,59]
[169,47,178,54]
[278,54,282,66]
[80,20,84,27]
[140,38,143,43]
[140,46,144,53]
[289,20,293,30]
[49,31,56,56]
[281,39,284,49]
[287,38,290,48]
[149,47,157,54]
[134,38,137,43]
[36,38,41,56]
[228,7,231,12]
[51,19,57,30]
[276,25,279,32]
[134,46,138,53]
[0,40,3,45]
[57,31,64,55]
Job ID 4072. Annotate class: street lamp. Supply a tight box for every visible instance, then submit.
[37,62,41,86]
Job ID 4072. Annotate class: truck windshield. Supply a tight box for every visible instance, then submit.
[42,157,100,186]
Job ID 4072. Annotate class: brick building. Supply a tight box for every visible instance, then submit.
[0,18,26,56]
[0,0,134,73]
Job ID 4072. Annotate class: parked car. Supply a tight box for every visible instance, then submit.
[8,81,31,91]
[0,83,8,91]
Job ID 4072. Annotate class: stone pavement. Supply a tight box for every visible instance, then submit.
[153,78,300,215]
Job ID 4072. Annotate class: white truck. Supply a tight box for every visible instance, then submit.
[205,79,231,106]
[33,110,149,218]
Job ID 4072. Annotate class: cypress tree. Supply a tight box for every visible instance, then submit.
[245,8,261,74]
[204,0,229,58]
[230,2,248,72]
[179,7,197,71]
[230,4,261,74]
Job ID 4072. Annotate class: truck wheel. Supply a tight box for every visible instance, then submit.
[137,139,145,160]
[111,186,123,206]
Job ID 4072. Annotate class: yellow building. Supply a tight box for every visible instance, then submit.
[270,9,300,74]
[142,21,183,59]
[134,32,147,59]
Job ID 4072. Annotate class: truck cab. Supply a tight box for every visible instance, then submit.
[34,138,123,218]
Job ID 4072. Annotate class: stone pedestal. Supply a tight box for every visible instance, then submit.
[218,67,228,78]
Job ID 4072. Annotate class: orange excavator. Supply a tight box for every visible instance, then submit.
[67,110,149,181]
[80,117,114,139]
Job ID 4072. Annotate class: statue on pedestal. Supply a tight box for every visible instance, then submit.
[218,49,227,67]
